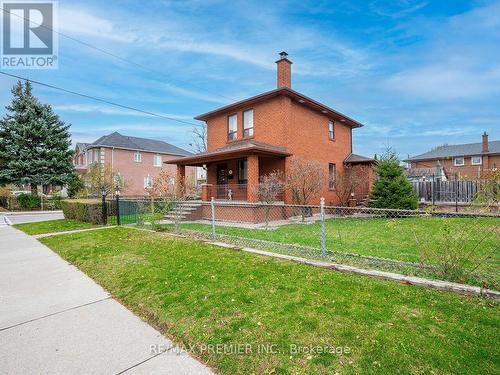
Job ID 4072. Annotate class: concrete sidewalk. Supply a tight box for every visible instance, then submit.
[0,225,214,374]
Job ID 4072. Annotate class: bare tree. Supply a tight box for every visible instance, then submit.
[334,165,372,206]
[191,123,207,153]
[255,171,285,228]
[81,163,124,197]
[149,168,177,199]
[286,157,326,207]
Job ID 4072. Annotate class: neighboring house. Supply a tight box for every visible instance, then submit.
[406,132,499,181]
[168,52,374,205]
[73,142,90,175]
[74,132,197,196]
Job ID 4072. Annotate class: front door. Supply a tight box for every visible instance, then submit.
[216,164,228,199]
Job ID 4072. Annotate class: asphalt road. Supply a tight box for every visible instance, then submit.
[2,212,64,225]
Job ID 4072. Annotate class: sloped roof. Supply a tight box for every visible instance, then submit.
[88,132,191,156]
[75,142,90,151]
[195,87,364,128]
[166,139,290,166]
[344,153,375,164]
[406,140,500,161]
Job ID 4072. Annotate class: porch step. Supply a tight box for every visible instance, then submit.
[163,202,202,221]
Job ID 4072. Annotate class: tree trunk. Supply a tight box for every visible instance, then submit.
[30,183,38,195]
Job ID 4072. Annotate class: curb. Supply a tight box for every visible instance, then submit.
[4,210,63,216]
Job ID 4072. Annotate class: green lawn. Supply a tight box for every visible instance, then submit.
[162,216,499,285]
[14,219,98,235]
[41,227,499,375]
[169,217,499,263]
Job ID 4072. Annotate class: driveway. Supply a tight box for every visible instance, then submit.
[0,225,214,374]
[2,211,64,225]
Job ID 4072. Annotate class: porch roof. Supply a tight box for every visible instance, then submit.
[344,153,375,164]
[165,140,291,166]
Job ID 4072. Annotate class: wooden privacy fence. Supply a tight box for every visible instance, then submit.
[412,180,484,203]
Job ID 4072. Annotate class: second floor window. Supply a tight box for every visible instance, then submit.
[243,109,254,137]
[228,114,237,141]
[154,154,162,167]
[328,121,335,140]
[471,156,482,165]
[329,163,336,189]
[454,157,464,166]
[134,152,142,162]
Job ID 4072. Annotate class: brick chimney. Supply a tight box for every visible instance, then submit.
[276,51,292,88]
[482,131,489,153]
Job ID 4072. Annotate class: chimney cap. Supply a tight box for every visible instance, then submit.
[275,51,292,64]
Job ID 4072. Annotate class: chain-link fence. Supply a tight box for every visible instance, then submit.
[143,199,499,290]
[100,196,499,289]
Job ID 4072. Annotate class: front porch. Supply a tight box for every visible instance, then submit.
[167,140,291,202]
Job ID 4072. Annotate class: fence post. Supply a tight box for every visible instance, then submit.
[101,190,107,225]
[431,175,435,207]
[115,192,121,226]
[211,197,216,240]
[320,197,326,258]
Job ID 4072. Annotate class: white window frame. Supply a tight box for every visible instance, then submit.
[228,114,237,141]
[328,163,336,189]
[328,121,335,140]
[153,154,162,167]
[243,109,254,138]
[144,175,153,189]
[454,157,465,167]
[471,156,482,166]
[134,152,142,162]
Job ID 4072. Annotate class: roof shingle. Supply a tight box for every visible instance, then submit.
[406,140,500,161]
[88,132,191,156]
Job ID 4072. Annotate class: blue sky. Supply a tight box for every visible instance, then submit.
[1,0,499,158]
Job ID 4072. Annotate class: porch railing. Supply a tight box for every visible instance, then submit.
[205,184,285,201]
[208,184,248,200]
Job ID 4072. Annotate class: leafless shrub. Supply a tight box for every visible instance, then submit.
[255,171,285,228]
[286,157,325,220]
[470,169,500,213]
[412,217,498,286]
[334,165,372,206]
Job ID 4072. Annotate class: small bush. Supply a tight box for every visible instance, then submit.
[62,199,106,224]
[46,194,63,210]
[17,193,41,209]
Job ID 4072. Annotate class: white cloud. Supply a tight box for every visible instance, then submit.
[385,66,500,100]
[54,104,196,120]
[58,4,371,79]
[59,8,135,43]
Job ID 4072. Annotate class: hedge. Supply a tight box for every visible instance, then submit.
[0,194,62,211]
[61,199,111,224]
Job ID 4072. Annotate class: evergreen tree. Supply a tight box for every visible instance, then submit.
[0,81,75,193]
[369,149,418,210]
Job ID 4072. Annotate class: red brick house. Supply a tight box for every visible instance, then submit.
[73,132,197,196]
[168,52,373,205]
[405,132,500,181]
[73,142,90,175]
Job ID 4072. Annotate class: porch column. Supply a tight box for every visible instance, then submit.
[176,164,186,198]
[247,155,259,202]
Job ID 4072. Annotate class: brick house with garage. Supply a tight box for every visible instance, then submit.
[167,52,374,208]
